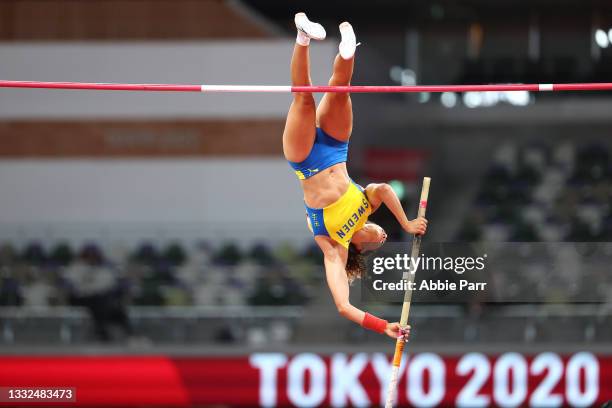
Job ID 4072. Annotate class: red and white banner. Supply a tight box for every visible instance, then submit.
[0,352,610,407]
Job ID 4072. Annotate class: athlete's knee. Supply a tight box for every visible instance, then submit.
[293,93,316,109]
[326,92,351,106]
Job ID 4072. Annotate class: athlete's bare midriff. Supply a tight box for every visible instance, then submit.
[301,162,351,208]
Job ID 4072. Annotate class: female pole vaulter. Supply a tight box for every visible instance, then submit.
[283,13,428,339]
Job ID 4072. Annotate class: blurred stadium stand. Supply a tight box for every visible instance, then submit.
[1,238,611,348]
[458,141,612,242]
[0,240,316,345]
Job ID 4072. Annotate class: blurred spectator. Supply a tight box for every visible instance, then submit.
[0,243,17,267]
[164,243,186,266]
[20,269,58,306]
[249,242,274,265]
[49,242,74,267]
[214,242,242,266]
[63,244,132,342]
[249,266,307,306]
[0,244,22,306]
[131,242,160,266]
[0,271,22,306]
[21,242,47,268]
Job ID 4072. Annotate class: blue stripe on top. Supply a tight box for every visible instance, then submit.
[288,127,349,179]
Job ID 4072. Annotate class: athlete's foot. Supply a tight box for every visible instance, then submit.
[338,22,357,60]
[295,12,326,46]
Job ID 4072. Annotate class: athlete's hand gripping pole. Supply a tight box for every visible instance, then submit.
[384,177,431,408]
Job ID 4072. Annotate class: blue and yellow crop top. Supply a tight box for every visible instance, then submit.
[289,127,369,247]
[305,180,372,248]
[288,127,349,180]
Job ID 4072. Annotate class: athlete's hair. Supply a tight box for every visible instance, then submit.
[346,242,367,283]
[346,222,384,283]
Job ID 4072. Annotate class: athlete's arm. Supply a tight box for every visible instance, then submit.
[319,237,363,324]
[366,183,427,235]
[315,236,407,339]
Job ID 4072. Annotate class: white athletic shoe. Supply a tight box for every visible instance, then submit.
[295,12,326,41]
[338,22,357,60]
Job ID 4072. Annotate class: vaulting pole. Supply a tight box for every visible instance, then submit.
[384,177,430,408]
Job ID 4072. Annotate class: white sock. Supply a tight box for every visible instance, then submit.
[296,30,310,46]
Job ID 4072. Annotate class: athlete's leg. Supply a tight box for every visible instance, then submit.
[316,22,356,142]
[283,13,326,163]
